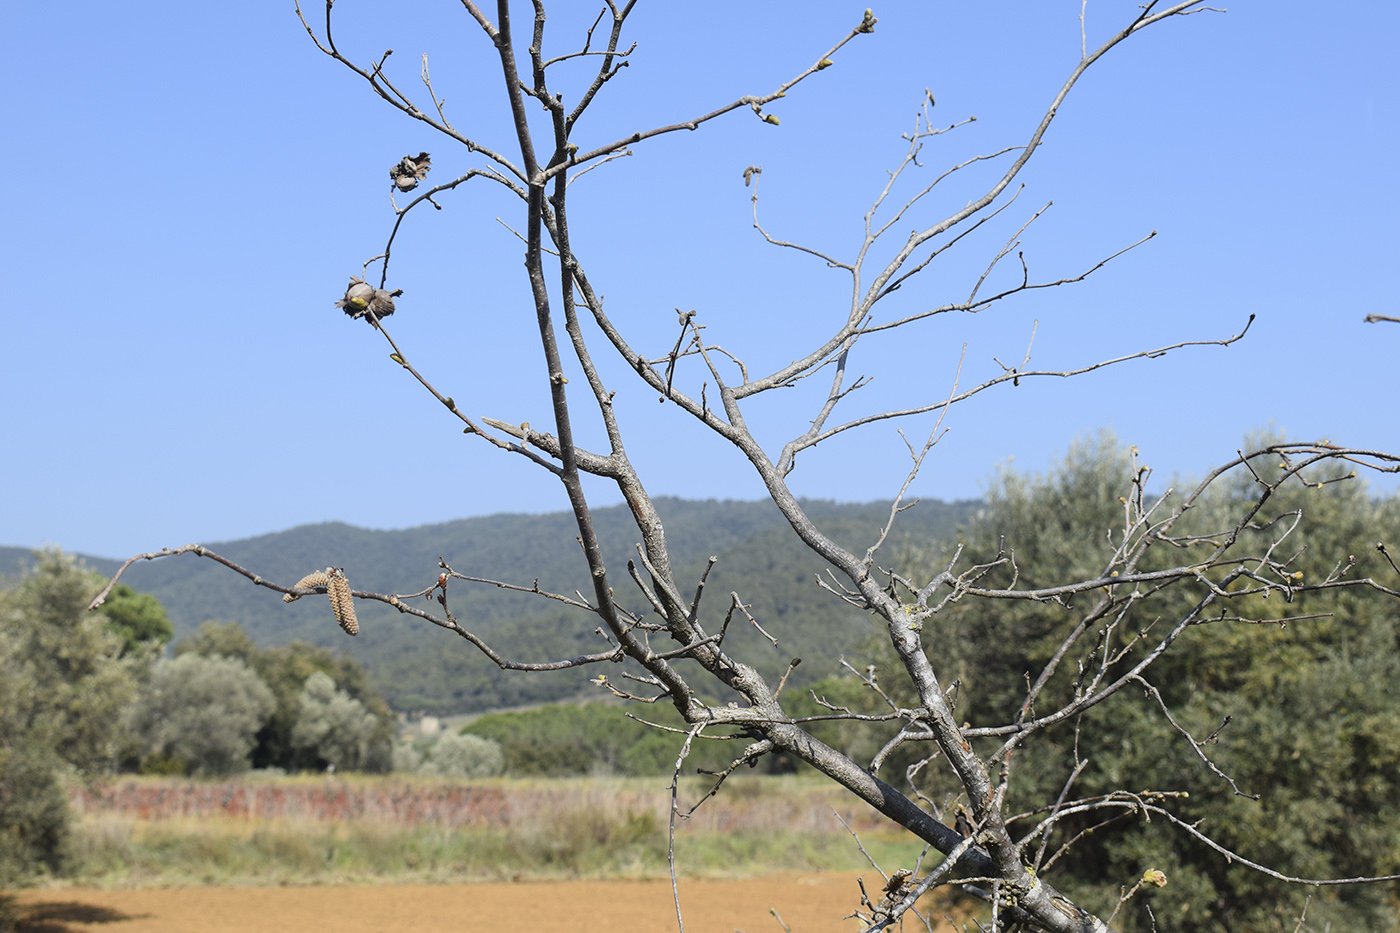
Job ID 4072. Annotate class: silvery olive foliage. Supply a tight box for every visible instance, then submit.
[290,670,381,771]
[417,732,505,779]
[127,653,276,776]
[1,551,151,883]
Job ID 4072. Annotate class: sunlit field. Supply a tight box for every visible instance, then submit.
[56,773,930,889]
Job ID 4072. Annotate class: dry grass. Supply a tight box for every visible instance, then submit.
[57,774,930,889]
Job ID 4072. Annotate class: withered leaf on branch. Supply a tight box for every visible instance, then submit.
[389,151,432,191]
[883,868,913,897]
[335,275,403,322]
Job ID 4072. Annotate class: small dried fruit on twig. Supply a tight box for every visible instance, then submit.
[327,567,359,636]
[283,570,330,603]
[336,277,374,315]
[742,165,761,187]
[336,276,404,322]
[883,868,913,896]
[389,151,432,191]
[367,287,401,318]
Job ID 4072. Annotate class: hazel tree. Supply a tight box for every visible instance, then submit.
[92,3,1400,930]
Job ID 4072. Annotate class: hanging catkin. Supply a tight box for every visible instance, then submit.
[326,567,359,636]
[283,570,331,603]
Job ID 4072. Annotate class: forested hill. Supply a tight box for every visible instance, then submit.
[1,497,976,714]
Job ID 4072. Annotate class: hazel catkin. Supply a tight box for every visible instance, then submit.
[283,570,330,603]
[327,567,359,636]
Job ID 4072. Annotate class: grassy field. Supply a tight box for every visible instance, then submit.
[57,774,933,889]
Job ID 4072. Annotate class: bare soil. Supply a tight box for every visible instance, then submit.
[11,874,885,933]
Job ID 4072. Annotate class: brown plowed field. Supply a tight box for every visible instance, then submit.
[11,874,885,933]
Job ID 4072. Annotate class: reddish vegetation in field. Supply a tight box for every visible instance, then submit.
[70,776,898,835]
[71,779,513,828]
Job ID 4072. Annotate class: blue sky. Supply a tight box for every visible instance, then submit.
[3,2,1396,560]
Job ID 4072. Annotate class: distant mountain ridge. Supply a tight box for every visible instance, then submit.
[1,497,977,714]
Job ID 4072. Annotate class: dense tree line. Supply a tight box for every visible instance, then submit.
[2,499,973,716]
[171,621,395,774]
[459,702,794,778]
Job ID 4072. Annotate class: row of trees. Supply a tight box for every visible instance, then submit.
[0,553,395,885]
[167,621,396,774]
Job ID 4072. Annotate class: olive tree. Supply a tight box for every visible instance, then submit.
[416,732,506,779]
[127,653,276,776]
[92,3,1400,929]
[290,670,381,771]
[0,551,151,882]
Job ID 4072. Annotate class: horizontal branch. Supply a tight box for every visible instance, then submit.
[86,544,625,672]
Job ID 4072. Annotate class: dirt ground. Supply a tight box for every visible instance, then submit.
[11,873,903,933]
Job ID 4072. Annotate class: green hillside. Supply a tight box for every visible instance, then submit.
[1,497,975,714]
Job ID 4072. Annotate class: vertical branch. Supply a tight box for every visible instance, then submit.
[668,724,704,933]
[491,0,625,639]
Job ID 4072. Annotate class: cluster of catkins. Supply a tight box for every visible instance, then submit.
[284,568,358,636]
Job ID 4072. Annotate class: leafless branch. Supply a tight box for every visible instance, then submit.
[787,314,1254,454]
[552,12,877,178]
[1133,675,1258,799]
